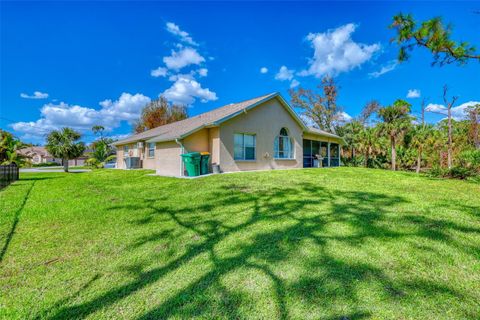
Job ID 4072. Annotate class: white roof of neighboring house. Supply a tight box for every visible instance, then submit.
[113,92,343,146]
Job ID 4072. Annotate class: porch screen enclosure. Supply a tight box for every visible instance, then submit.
[303,139,340,168]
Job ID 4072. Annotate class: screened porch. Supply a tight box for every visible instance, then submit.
[303,139,340,168]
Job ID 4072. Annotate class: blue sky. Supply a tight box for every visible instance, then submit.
[1,1,479,143]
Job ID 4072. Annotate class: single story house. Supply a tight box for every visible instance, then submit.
[112,92,343,177]
[18,146,89,166]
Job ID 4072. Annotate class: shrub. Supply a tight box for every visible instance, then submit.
[458,149,480,172]
[427,165,477,180]
[446,166,475,179]
[32,162,60,167]
[427,166,447,178]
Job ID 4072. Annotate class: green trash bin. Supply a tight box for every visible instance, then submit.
[200,152,210,175]
[181,152,201,177]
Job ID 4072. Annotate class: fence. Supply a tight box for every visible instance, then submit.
[0,163,19,189]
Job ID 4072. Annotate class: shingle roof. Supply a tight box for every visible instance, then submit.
[113,92,278,145]
[306,127,343,140]
[18,146,50,156]
[112,92,342,145]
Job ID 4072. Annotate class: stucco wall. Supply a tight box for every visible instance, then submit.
[218,98,303,173]
[142,143,156,169]
[155,141,182,176]
[116,146,125,169]
[208,127,220,165]
[183,129,209,153]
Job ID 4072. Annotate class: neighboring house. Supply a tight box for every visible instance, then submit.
[18,146,89,166]
[112,92,344,177]
[18,146,59,164]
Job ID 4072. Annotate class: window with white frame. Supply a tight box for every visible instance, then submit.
[234,133,256,160]
[147,142,155,158]
[274,127,294,159]
[123,145,129,157]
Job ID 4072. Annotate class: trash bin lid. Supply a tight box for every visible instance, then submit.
[200,152,210,155]
[181,152,201,158]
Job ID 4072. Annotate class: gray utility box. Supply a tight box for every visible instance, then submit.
[124,157,141,169]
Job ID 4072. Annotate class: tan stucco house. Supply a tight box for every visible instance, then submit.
[112,92,343,177]
[18,146,88,166]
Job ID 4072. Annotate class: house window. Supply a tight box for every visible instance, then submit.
[123,145,129,157]
[234,133,256,160]
[147,143,155,158]
[274,127,294,159]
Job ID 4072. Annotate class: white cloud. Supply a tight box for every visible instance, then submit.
[150,67,168,77]
[166,22,198,46]
[162,75,217,105]
[368,60,398,78]
[300,23,380,77]
[11,93,151,138]
[20,91,49,99]
[260,67,268,74]
[197,68,208,77]
[426,101,480,120]
[163,47,205,70]
[275,65,294,81]
[407,89,421,98]
[290,79,300,88]
[337,111,353,122]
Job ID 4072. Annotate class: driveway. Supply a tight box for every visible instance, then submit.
[20,166,91,173]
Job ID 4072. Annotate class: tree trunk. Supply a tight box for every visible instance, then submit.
[391,136,396,171]
[63,159,69,172]
[416,150,421,174]
[447,107,453,169]
[474,115,480,149]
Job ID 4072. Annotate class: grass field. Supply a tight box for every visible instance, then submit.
[1,168,479,319]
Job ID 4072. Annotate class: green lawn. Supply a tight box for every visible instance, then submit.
[1,168,479,319]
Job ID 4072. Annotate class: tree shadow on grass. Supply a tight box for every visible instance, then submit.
[45,181,477,319]
[0,180,36,263]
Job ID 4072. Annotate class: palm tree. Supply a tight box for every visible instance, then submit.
[357,127,380,167]
[337,120,363,164]
[378,100,412,170]
[86,125,116,168]
[0,130,27,165]
[87,140,116,168]
[410,124,434,173]
[46,128,85,172]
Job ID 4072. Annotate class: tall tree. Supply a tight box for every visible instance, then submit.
[427,85,458,168]
[289,76,341,132]
[410,124,434,173]
[357,127,381,168]
[337,120,363,162]
[420,98,428,125]
[389,14,480,65]
[46,128,85,172]
[378,99,412,170]
[134,96,188,133]
[468,104,480,149]
[358,100,381,125]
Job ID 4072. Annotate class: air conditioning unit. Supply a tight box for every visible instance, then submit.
[124,157,141,169]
